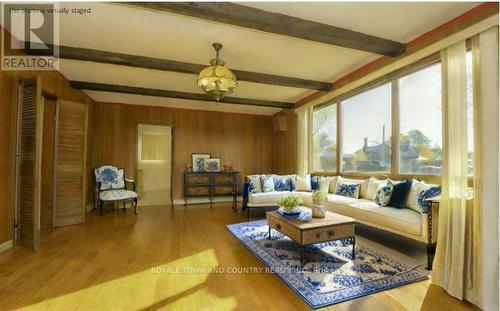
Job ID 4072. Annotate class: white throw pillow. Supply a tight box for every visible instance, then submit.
[295,175,311,191]
[366,177,388,200]
[318,177,332,193]
[359,178,370,198]
[328,176,339,193]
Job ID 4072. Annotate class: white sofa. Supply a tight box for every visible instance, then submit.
[242,175,439,269]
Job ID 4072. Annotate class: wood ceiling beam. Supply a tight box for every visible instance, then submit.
[70,81,294,109]
[24,42,332,91]
[125,2,406,57]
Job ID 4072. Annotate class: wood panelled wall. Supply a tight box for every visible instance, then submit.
[0,24,95,245]
[92,103,274,201]
[271,110,298,175]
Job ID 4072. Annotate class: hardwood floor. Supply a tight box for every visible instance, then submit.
[0,204,476,310]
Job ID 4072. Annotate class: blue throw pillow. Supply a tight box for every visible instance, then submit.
[310,175,320,191]
[335,183,360,198]
[273,176,292,191]
[417,186,441,213]
[388,179,413,209]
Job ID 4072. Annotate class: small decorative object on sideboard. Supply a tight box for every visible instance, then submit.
[277,195,302,217]
[223,164,234,172]
[183,163,192,173]
[192,153,210,172]
[204,158,221,172]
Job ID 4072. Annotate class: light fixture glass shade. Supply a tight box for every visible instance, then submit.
[197,58,238,101]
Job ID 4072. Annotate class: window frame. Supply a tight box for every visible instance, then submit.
[310,52,443,183]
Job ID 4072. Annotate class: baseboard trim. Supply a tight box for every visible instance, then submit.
[0,240,13,253]
[173,196,243,206]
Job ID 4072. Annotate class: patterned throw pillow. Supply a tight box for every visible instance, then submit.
[335,183,360,198]
[273,175,292,191]
[247,175,262,193]
[406,180,434,212]
[374,183,394,206]
[261,175,275,192]
[417,186,441,213]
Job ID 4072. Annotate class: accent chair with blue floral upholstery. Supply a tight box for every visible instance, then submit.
[94,165,138,215]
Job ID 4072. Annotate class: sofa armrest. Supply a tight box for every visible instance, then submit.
[242,182,250,211]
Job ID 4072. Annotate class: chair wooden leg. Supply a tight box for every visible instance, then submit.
[99,200,104,216]
[134,198,138,215]
[123,201,126,213]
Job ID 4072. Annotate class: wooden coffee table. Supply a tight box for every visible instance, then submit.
[266,209,356,265]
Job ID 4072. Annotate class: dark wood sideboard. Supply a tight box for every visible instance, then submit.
[184,172,239,210]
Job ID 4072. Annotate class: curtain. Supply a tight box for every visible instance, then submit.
[474,27,499,310]
[141,134,169,160]
[433,40,470,299]
[297,107,311,176]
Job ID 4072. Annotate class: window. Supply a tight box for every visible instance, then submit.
[341,83,392,173]
[398,63,442,174]
[312,104,337,172]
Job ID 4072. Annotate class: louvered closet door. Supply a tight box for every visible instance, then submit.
[16,78,42,251]
[53,101,88,227]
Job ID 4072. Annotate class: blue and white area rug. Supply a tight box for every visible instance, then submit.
[227,220,428,309]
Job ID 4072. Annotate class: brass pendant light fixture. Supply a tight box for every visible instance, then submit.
[197,43,238,101]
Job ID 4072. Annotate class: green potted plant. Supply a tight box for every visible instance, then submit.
[312,190,327,205]
[278,195,302,214]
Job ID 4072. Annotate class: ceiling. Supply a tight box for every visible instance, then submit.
[17,2,482,115]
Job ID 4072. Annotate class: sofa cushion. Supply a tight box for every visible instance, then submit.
[417,186,441,213]
[335,179,361,198]
[261,175,275,192]
[406,179,427,211]
[295,175,312,191]
[311,174,320,190]
[327,193,359,206]
[374,184,393,206]
[273,175,293,191]
[249,191,290,204]
[328,176,339,193]
[333,177,369,198]
[247,175,262,193]
[318,177,332,193]
[388,179,413,208]
[366,177,387,200]
[326,198,422,236]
